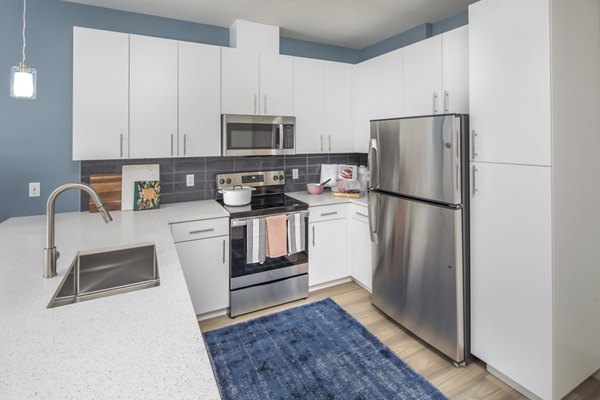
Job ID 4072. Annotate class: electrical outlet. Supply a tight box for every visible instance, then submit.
[29,182,40,197]
[186,174,194,187]
[292,169,299,179]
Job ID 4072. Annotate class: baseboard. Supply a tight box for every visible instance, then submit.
[351,277,372,293]
[309,277,352,292]
[196,308,227,322]
[594,369,600,380]
[487,365,542,400]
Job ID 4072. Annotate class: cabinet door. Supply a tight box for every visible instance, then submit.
[352,49,403,153]
[176,236,229,316]
[348,210,372,291]
[442,26,469,114]
[470,161,552,399]
[129,35,178,158]
[309,218,348,286]
[324,61,353,153]
[178,41,221,157]
[221,47,260,115]
[469,0,551,166]
[403,35,443,117]
[294,57,325,153]
[73,27,129,160]
[259,53,294,116]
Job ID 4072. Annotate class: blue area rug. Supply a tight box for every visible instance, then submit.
[203,298,447,399]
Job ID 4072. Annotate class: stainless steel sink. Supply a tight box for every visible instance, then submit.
[48,243,160,308]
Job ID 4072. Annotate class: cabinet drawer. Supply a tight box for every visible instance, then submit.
[349,204,369,224]
[171,217,229,243]
[309,204,347,223]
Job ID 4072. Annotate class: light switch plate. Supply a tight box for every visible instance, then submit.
[29,182,40,197]
[186,174,194,187]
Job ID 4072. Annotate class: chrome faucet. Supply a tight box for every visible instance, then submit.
[44,183,113,278]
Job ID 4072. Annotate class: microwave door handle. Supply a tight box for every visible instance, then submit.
[279,123,284,149]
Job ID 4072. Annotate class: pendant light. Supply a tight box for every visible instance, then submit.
[10,0,36,99]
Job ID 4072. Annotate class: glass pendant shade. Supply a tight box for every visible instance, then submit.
[10,63,36,99]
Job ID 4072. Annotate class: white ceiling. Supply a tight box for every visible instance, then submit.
[63,0,477,49]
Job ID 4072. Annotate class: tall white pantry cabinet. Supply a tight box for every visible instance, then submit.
[468,0,600,399]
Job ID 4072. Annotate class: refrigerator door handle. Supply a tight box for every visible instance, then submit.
[368,138,380,189]
[368,191,379,243]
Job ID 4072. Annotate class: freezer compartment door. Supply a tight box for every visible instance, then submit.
[369,115,464,205]
[371,191,466,363]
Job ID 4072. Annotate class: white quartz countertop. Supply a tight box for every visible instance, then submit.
[0,200,228,400]
[287,190,368,207]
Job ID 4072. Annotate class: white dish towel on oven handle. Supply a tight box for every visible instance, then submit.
[287,212,305,254]
[246,218,266,264]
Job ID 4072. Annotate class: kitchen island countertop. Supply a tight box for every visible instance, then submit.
[0,200,228,400]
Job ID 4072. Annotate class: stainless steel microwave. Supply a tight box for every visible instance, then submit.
[222,114,296,156]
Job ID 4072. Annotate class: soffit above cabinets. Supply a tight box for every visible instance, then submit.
[62,0,476,49]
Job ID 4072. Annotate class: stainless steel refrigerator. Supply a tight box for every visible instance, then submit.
[368,114,470,366]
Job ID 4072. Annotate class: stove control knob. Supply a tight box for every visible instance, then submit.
[226,178,232,184]
[279,175,285,181]
[219,179,225,185]
[273,175,279,181]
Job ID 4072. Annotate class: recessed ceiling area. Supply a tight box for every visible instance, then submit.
[62,0,477,49]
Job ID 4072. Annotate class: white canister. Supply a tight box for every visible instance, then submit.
[357,165,368,191]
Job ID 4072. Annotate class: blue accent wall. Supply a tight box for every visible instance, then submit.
[0,0,467,222]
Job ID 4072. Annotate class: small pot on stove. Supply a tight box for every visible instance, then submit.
[219,185,256,206]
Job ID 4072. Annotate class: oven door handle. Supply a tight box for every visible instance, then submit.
[231,210,310,227]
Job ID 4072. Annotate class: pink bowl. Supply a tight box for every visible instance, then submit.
[307,183,324,195]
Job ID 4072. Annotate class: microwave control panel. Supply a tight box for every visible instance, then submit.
[283,124,294,149]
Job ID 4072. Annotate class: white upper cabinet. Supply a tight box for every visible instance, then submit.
[221,47,293,116]
[221,47,260,115]
[259,53,294,116]
[178,41,221,157]
[73,27,129,160]
[294,57,325,153]
[352,48,403,153]
[442,25,469,114]
[323,61,353,153]
[403,35,443,116]
[469,0,551,166]
[129,34,178,158]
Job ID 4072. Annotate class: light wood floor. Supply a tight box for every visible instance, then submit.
[199,282,600,400]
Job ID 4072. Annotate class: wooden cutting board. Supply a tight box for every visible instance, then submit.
[88,173,122,213]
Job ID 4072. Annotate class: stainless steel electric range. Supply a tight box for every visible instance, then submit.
[216,170,309,318]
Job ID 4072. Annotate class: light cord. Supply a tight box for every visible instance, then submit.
[21,0,27,64]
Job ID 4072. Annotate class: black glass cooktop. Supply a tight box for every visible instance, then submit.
[217,194,308,219]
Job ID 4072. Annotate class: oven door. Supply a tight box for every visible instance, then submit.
[222,114,295,156]
[229,213,309,290]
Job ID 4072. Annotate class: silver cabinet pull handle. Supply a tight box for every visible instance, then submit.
[222,239,226,264]
[120,133,123,158]
[183,134,187,156]
[320,135,323,152]
[356,212,368,218]
[254,94,257,114]
[328,135,332,152]
[189,228,215,235]
[171,134,174,157]
[433,92,439,114]
[472,130,478,159]
[320,211,338,217]
[312,225,315,246]
[444,91,449,113]
[263,95,267,115]
[472,165,479,196]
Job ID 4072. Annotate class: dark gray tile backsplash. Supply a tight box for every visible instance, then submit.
[80,153,367,210]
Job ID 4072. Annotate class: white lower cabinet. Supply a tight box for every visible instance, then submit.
[308,205,348,287]
[172,218,229,316]
[348,204,372,291]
